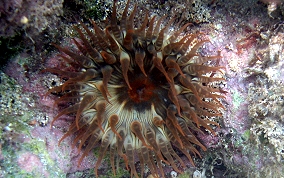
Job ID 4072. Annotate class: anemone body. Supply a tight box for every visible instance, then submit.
[46,0,225,177]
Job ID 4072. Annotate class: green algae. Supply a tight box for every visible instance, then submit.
[241,130,250,142]
[232,90,245,112]
[92,146,131,177]
[102,167,130,178]
[0,35,24,69]
[82,0,106,20]
[1,136,66,177]
[0,72,65,177]
[178,171,192,178]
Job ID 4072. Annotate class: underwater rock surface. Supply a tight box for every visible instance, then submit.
[0,0,283,177]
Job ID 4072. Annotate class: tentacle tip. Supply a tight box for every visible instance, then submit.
[75,123,80,130]
[105,98,111,105]
[50,121,55,129]
[77,160,83,168]
[58,139,64,147]
[100,128,105,133]
[127,84,132,90]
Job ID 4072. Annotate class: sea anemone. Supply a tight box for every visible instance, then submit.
[45,0,225,177]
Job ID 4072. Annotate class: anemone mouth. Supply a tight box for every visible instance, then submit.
[44,0,225,177]
[116,66,169,112]
[127,74,156,103]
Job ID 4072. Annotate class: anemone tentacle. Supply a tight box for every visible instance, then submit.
[45,0,225,177]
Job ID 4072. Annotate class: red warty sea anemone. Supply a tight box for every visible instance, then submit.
[44,0,225,177]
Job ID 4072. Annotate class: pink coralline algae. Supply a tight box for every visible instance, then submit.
[17,152,45,173]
